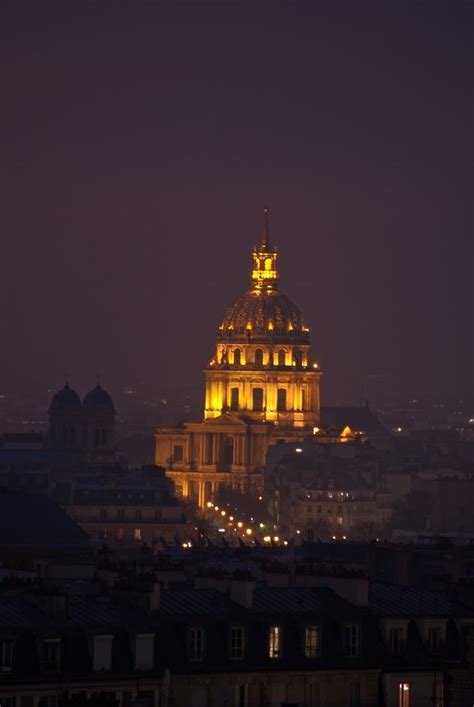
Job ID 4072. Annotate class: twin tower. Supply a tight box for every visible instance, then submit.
[155,210,321,505]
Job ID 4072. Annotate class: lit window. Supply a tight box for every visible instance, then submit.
[0,639,13,670]
[134,528,142,542]
[230,626,245,660]
[269,626,281,658]
[344,624,359,657]
[304,626,320,658]
[189,627,204,661]
[398,683,410,707]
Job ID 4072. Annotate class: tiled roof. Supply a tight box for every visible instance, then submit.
[160,589,233,618]
[0,494,91,552]
[370,581,471,617]
[252,586,353,615]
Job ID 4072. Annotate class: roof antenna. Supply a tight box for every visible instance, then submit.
[97,372,101,387]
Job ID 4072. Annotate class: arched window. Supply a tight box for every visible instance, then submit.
[278,349,286,366]
[254,348,264,366]
[265,257,272,271]
[233,348,241,365]
[277,388,287,412]
[253,388,264,412]
[230,387,239,411]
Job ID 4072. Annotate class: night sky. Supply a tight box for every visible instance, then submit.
[0,1,472,406]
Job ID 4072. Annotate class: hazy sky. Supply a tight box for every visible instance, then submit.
[0,1,472,405]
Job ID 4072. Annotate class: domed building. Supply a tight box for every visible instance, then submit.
[155,210,322,505]
[48,382,116,462]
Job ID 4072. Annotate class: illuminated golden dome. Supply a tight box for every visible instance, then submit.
[218,208,310,344]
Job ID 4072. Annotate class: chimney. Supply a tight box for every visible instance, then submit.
[230,580,255,608]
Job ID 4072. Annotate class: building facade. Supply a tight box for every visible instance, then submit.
[155,210,322,505]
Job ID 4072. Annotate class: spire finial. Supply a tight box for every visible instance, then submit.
[262,206,270,249]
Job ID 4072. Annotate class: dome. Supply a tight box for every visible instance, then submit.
[219,288,309,344]
[83,385,116,414]
[49,383,82,413]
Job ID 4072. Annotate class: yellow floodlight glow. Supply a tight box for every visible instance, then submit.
[263,535,271,542]
[237,521,243,528]
[245,528,252,536]
[273,536,279,542]
[221,510,226,516]
[206,501,214,508]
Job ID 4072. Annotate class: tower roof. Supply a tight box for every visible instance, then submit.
[83,384,116,414]
[218,209,309,344]
[49,383,82,413]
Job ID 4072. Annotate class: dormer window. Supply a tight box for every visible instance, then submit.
[428,626,442,654]
[344,624,359,657]
[230,626,245,660]
[0,639,13,671]
[269,625,281,659]
[304,625,320,658]
[189,627,204,661]
[42,639,60,672]
[389,627,404,655]
[93,634,113,672]
[134,633,154,671]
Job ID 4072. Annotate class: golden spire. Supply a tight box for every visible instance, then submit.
[261,206,270,249]
[252,207,279,291]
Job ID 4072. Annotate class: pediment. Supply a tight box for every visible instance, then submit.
[205,413,248,427]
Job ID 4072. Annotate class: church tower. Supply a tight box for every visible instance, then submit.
[155,210,321,505]
[204,208,320,427]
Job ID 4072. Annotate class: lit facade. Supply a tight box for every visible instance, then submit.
[155,210,321,505]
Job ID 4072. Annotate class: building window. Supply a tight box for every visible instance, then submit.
[254,348,264,366]
[230,626,245,660]
[301,389,306,410]
[398,683,410,707]
[116,528,124,541]
[277,388,287,412]
[269,625,281,658]
[428,626,442,654]
[253,388,264,412]
[0,699,16,707]
[189,627,204,661]
[134,528,142,542]
[230,387,239,411]
[205,433,213,464]
[337,516,343,526]
[39,698,57,707]
[234,684,249,707]
[173,444,183,462]
[278,349,286,366]
[389,627,404,655]
[344,624,359,657]
[100,509,107,521]
[350,681,361,707]
[304,626,320,658]
[0,639,13,670]
[42,639,60,672]
[117,509,124,521]
[233,348,241,365]
[135,509,142,521]
[223,436,234,465]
